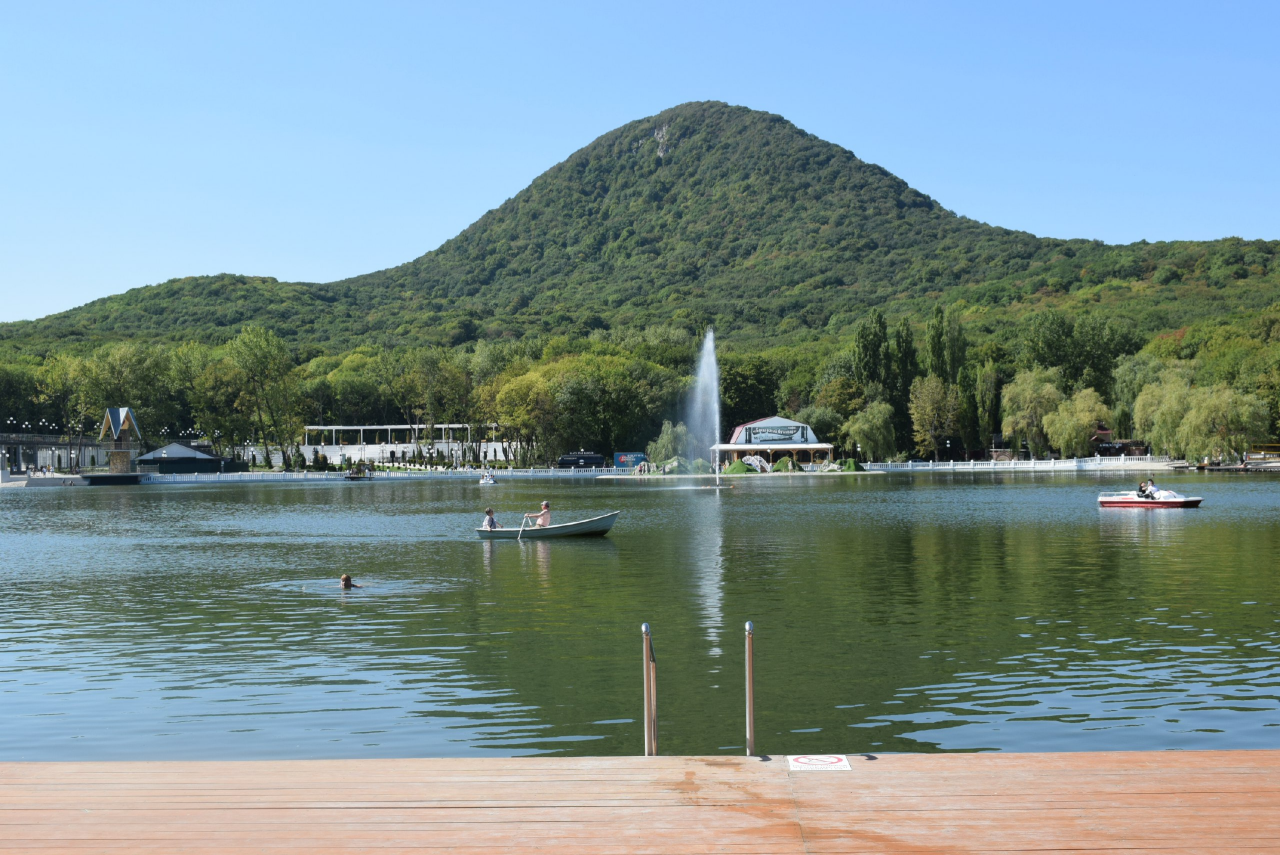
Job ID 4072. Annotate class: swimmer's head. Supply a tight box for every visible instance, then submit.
[340,574,353,588]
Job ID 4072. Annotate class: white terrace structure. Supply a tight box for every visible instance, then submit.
[301,424,510,465]
[711,416,835,470]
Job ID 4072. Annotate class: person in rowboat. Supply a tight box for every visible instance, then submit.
[482,507,503,530]
[524,500,551,528]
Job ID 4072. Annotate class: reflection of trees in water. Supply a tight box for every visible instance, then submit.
[10,480,1280,758]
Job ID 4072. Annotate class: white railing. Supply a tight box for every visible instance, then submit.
[141,467,626,485]
[863,455,1170,472]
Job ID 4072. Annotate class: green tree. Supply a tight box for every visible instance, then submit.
[850,309,889,389]
[908,375,959,460]
[887,317,919,451]
[1133,372,1192,457]
[840,401,895,461]
[1044,388,1111,458]
[922,304,947,380]
[1175,386,1270,462]
[646,420,688,462]
[79,342,181,445]
[227,326,300,466]
[1000,368,1065,458]
[191,358,252,455]
[974,359,1000,451]
[720,355,781,432]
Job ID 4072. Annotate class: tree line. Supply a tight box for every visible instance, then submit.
[2,300,1279,468]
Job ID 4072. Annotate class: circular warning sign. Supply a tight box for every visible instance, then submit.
[788,754,852,770]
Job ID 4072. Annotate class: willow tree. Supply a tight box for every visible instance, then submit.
[1175,386,1269,462]
[841,401,895,462]
[1000,367,1064,458]
[1133,373,1193,457]
[1044,388,1111,458]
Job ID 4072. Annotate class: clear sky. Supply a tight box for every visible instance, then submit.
[2,1,1277,322]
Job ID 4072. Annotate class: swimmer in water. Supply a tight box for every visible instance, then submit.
[340,574,361,589]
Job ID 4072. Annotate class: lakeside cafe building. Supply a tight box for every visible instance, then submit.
[711,416,835,471]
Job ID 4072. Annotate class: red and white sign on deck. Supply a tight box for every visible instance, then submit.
[788,755,852,771]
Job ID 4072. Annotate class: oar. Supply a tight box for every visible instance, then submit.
[518,515,526,542]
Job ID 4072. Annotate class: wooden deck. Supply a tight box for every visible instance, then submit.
[2,751,1278,853]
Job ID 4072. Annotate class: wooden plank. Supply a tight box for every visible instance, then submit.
[1,752,1277,854]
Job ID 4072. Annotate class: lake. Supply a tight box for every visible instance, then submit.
[2,472,1278,760]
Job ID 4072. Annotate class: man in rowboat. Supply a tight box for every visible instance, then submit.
[524,500,551,528]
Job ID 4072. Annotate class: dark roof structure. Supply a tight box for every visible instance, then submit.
[135,443,217,462]
[98,408,142,442]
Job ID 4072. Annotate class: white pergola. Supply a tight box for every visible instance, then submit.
[303,424,474,446]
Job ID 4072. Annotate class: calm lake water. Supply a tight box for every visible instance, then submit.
[2,472,1278,760]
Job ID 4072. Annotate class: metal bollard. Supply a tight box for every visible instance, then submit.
[745,621,755,756]
[642,623,658,756]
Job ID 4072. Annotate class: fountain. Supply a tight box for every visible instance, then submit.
[683,329,721,474]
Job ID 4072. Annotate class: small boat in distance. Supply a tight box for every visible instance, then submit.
[477,511,621,539]
[1098,491,1202,509]
[479,470,496,485]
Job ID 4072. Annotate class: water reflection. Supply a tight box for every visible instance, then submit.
[692,490,726,655]
[1,473,1279,760]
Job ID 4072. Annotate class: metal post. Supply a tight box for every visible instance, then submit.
[745,621,755,756]
[642,623,657,756]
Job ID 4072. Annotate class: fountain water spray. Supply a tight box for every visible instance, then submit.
[684,329,721,478]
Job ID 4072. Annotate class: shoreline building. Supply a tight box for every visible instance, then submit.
[711,416,835,470]
[99,408,142,473]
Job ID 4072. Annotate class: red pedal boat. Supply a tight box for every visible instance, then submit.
[1098,490,1202,509]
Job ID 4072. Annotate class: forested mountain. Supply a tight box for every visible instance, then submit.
[4,100,1277,357]
[3,101,1279,467]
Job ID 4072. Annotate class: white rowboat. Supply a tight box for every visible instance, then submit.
[477,511,621,539]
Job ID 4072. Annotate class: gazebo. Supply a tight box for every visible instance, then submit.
[711,416,835,470]
[98,407,142,473]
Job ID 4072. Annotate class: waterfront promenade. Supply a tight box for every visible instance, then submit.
[3,750,1276,853]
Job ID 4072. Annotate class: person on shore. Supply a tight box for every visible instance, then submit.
[482,507,503,530]
[340,574,361,589]
[525,500,551,528]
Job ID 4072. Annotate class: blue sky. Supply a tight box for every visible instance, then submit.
[2,1,1277,322]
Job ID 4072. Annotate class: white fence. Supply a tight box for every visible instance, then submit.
[141,468,626,485]
[863,455,1171,473]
